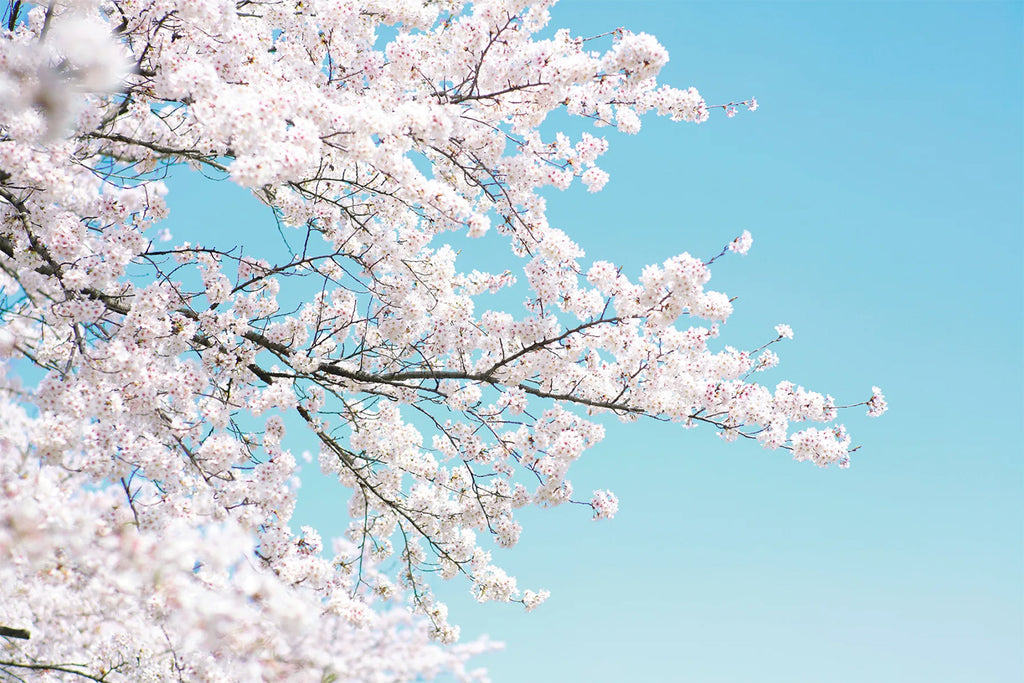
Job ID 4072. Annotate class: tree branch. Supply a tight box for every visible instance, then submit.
[0,626,30,640]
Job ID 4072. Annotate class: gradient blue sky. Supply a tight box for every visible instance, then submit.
[163,2,1023,681]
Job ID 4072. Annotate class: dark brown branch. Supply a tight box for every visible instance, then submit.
[0,660,107,682]
[0,626,30,640]
[6,0,21,31]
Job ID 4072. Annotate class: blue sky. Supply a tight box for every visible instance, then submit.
[163,2,1023,681]
[439,2,1023,681]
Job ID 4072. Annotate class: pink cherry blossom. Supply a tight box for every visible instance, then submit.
[0,0,885,679]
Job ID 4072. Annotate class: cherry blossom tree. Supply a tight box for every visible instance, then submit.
[0,0,887,679]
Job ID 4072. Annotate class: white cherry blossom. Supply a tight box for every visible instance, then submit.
[0,0,882,679]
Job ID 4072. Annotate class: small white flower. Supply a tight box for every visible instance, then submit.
[728,230,753,255]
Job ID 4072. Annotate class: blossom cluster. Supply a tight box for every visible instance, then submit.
[0,0,883,679]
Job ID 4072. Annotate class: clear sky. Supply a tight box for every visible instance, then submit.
[163,2,1023,681]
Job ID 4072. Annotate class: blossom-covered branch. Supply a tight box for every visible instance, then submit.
[0,0,884,679]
